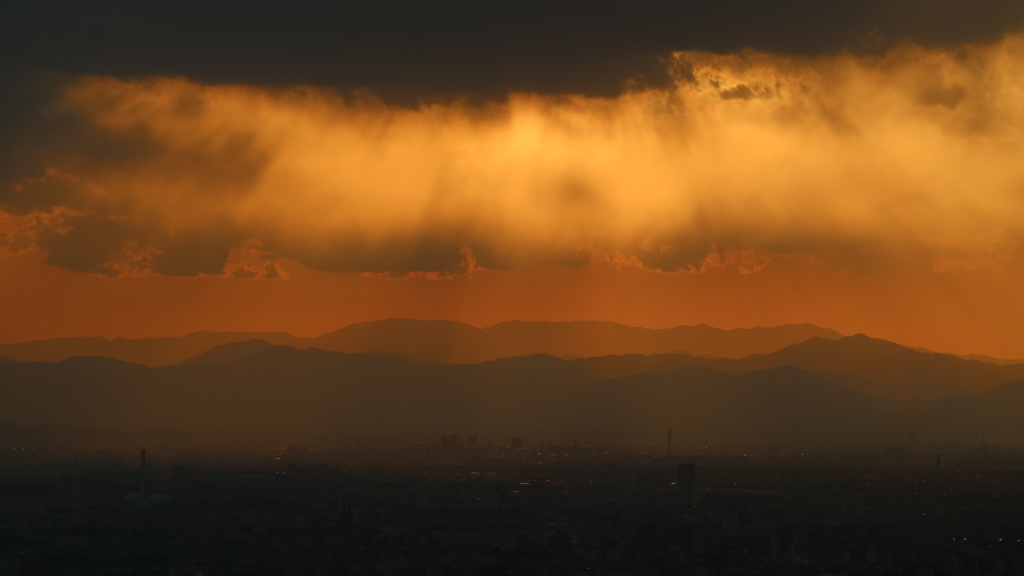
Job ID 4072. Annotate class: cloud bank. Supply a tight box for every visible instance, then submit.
[2,34,1023,276]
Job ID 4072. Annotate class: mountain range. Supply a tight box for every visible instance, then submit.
[2,324,1023,446]
[0,319,841,366]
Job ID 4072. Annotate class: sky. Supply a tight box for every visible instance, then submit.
[2,1,1024,357]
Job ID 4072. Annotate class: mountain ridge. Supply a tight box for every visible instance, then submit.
[562,335,1024,401]
[0,320,843,366]
[4,345,1024,445]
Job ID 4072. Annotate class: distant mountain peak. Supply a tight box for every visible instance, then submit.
[365,318,474,328]
[177,339,275,365]
[0,319,848,366]
[788,333,907,351]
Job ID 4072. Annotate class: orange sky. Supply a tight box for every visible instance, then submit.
[2,244,1023,358]
[2,35,1023,357]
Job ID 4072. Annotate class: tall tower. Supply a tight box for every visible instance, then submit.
[666,428,672,454]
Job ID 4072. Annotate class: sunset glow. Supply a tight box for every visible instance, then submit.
[9,6,1024,573]
[3,26,1023,357]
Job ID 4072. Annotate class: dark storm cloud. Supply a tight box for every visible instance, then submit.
[35,211,236,277]
[4,1,1024,100]
[37,213,133,274]
[2,13,1024,278]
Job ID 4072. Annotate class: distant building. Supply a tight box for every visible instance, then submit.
[124,448,170,506]
[510,437,524,450]
[441,434,458,450]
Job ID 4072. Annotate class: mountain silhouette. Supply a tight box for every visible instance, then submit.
[0,421,190,448]
[177,338,277,365]
[913,380,1024,443]
[0,320,842,366]
[723,334,1024,400]
[4,344,1019,445]
[958,353,1024,366]
[0,331,303,366]
[579,365,892,444]
[312,319,480,362]
[560,335,1024,401]
[311,319,843,363]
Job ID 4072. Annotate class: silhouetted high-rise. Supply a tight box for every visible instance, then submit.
[441,434,458,450]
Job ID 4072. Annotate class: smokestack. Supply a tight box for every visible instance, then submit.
[667,428,672,454]
[140,449,147,501]
[935,453,942,475]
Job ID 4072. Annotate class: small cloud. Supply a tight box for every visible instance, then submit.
[222,238,288,279]
[916,83,967,109]
[363,246,483,281]
[102,241,159,277]
[701,248,773,275]
[932,257,975,273]
[719,82,776,101]
[606,245,773,275]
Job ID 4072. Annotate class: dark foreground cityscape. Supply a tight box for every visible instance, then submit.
[2,436,1023,576]
[4,320,1024,575]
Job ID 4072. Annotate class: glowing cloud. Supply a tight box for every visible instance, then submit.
[3,35,1023,276]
